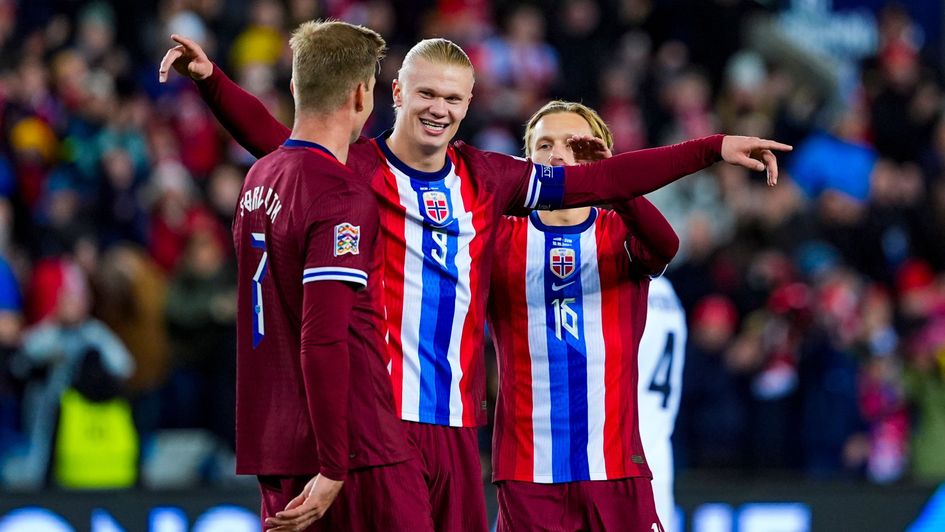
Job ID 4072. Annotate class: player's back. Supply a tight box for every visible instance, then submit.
[638,275,687,530]
[232,142,407,476]
[637,276,687,447]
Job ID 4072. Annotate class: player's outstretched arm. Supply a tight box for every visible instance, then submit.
[158,34,289,158]
[570,135,679,274]
[561,135,792,207]
[570,136,679,272]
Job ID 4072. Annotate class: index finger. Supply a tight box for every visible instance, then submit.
[274,507,308,520]
[755,139,793,152]
[171,33,201,53]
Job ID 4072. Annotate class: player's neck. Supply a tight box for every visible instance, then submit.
[387,128,448,172]
[536,207,593,227]
[291,113,351,164]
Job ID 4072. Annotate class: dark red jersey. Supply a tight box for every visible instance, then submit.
[232,139,408,477]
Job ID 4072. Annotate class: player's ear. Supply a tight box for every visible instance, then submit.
[289,78,295,97]
[354,81,366,113]
[392,78,402,108]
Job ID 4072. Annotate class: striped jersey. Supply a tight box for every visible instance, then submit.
[357,136,565,427]
[488,208,656,483]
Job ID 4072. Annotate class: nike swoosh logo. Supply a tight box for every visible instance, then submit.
[551,281,575,291]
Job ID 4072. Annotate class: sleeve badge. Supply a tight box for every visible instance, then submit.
[333,223,360,256]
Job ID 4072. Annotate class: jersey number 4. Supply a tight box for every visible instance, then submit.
[251,233,268,348]
[647,332,675,409]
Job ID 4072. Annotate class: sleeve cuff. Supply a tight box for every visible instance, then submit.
[302,267,368,287]
[524,163,565,210]
[319,466,348,482]
[707,134,725,162]
[195,61,222,88]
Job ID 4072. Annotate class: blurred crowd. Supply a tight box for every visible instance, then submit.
[0,0,943,490]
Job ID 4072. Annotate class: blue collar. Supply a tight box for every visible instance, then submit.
[375,129,452,181]
[529,208,598,234]
[283,138,338,161]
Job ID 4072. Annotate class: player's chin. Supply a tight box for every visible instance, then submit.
[416,133,449,152]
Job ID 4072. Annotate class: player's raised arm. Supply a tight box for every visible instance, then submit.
[567,133,679,274]
[569,133,680,274]
[158,34,289,158]
[612,196,679,276]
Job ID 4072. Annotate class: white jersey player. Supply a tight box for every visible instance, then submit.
[638,275,688,531]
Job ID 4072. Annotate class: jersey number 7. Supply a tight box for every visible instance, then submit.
[251,232,268,348]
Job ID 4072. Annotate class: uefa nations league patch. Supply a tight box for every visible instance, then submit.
[334,223,360,256]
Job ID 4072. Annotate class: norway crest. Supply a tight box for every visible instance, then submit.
[333,223,360,256]
[422,191,451,225]
[549,247,575,279]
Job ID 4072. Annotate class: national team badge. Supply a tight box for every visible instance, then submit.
[422,191,451,225]
[549,247,575,279]
[334,223,360,256]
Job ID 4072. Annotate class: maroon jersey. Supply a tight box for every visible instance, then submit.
[232,139,408,476]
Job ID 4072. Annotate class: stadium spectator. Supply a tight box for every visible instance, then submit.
[12,260,133,488]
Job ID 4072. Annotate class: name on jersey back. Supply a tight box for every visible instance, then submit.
[240,185,283,224]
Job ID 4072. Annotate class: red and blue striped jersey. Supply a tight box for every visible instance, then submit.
[488,208,655,483]
[363,137,565,427]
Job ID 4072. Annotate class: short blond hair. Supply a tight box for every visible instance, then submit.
[400,38,474,79]
[523,100,614,157]
[289,20,386,113]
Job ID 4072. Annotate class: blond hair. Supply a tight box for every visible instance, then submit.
[289,20,386,113]
[523,100,614,157]
[400,38,474,79]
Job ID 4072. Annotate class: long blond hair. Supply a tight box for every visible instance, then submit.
[523,100,614,157]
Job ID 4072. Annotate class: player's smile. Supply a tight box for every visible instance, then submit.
[419,118,449,135]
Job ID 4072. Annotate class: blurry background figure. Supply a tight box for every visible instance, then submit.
[94,245,169,443]
[675,294,744,469]
[6,260,133,489]
[163,226,236,454]
[0,251,23,468]
[52,347,138,490]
